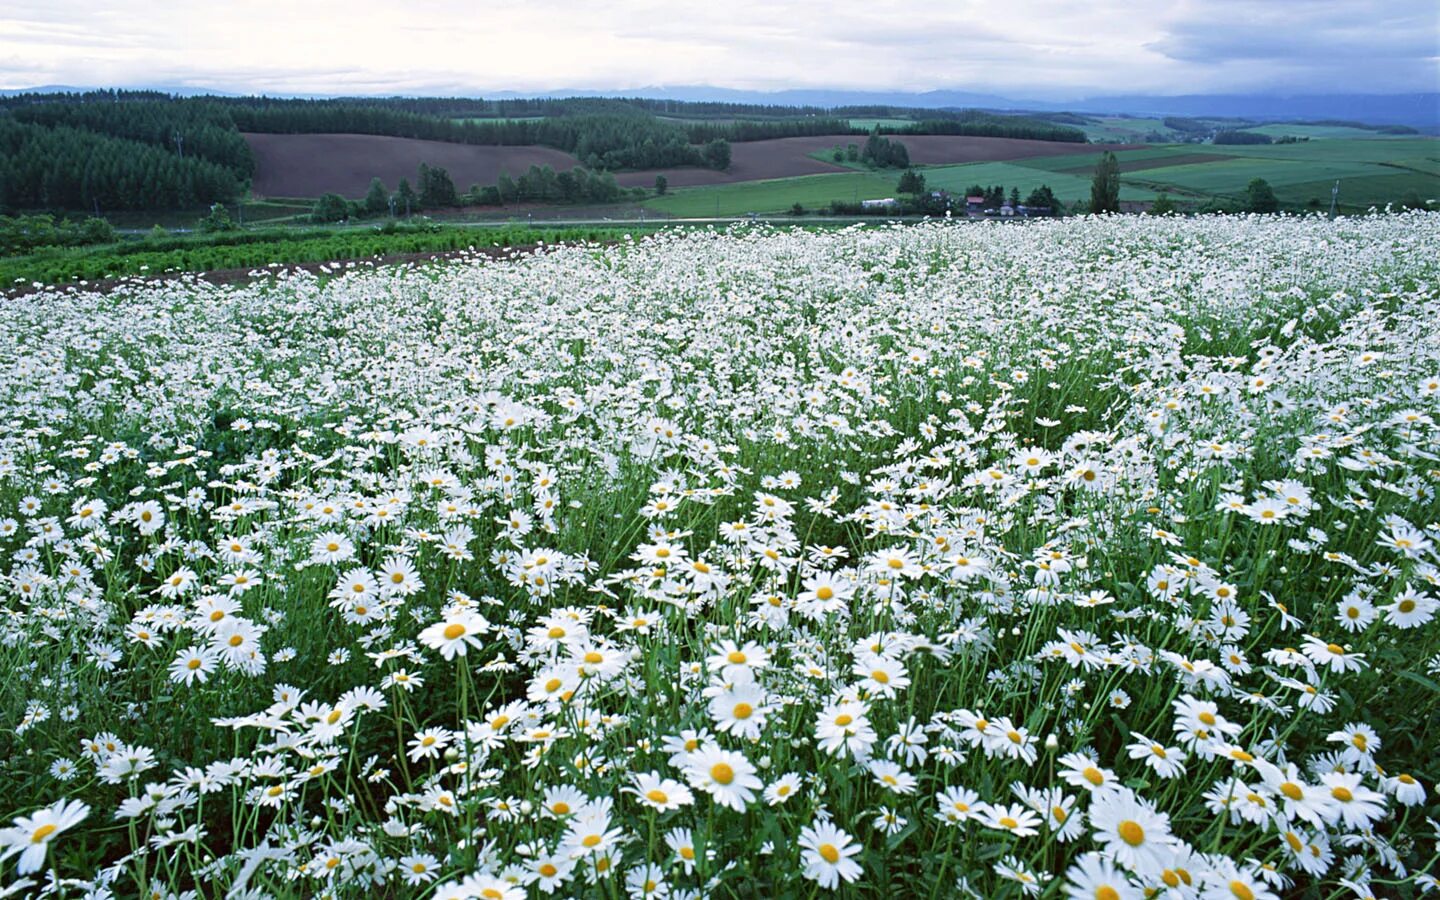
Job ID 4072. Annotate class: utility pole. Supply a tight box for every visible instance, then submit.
[1329,180,1339,219]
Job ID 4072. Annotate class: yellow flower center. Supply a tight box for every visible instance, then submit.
[443,624,466,640]
[818,843,841,864]
[1118,820,1145,846]
[710,763,735,785]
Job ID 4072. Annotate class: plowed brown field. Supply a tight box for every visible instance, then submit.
[244,132,1139,198]
[244,133,585,198]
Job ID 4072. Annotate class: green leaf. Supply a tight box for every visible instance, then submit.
[886,820,921,851]
[1395,669,1440,695]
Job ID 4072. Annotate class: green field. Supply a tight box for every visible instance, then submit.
[1123,157,1382,194]
[449,116,546,124]
[645,172,898,216]
[1075,116,1176,142]
[1187,136,1438,164]
[1,224,649,287]
[923,137,1438,208]
[1238,124,1408,139]
[920,161,1159,203]
[1015,145,1207,174]
[846,118,919,131]
[640,133,1438,216]
[1124,137,1440,205]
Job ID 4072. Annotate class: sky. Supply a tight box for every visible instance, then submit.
[1,0,1436,98]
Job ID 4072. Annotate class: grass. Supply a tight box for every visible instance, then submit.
[920,161,1161,203]
[846,118,919,131]
[1186,137,1438,164]
[984,137,1440,208]
[89,201,316,231]
[1012,146,1214,174]
[1074,116,1177,142]
[1237,124,1408,139]
[1121,157,1385,195]
[644,172,900,217]
[0,224,651,287]
[1275,172,1440,208]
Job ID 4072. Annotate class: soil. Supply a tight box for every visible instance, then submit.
[613,135,1142,187]
[243,132,1142,197]
[244,133,585,198]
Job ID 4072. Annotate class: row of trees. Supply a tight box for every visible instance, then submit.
[0,118,245,212]
[310,163,640,222]
[1213,130,1275,145]
[887,114,1086,143]
[0,213,116,253]
[228,105,731,171]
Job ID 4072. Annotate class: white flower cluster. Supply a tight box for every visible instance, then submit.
[0,215,1437,898]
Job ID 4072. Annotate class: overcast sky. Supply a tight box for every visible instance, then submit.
[2,0,1436,97]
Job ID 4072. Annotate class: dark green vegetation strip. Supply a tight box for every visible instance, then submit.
[0,225,652,288]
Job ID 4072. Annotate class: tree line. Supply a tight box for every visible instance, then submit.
[885,113,1085,143]
[309,163,642,222]
[0,118,245,212]
[5,98,255,176]
[0,213,116,254]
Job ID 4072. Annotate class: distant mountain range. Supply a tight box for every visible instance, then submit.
[4,84,1436,128]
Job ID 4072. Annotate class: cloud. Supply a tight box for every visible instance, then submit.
[1151,0,1438,61]
[0,0,1434,96]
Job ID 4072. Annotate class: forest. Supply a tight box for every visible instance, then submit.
[0,91,1087,212]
